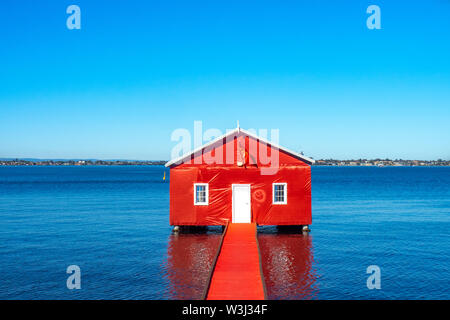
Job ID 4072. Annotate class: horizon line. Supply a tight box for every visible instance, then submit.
[1,157,449,162]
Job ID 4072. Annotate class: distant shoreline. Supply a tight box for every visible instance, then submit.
[1,159,449,167]
[0,159,166,166]
[314,159,450,167]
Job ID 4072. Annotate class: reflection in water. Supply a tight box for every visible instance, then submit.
[163,227,316,300]
[258,228,318,299]
[163,230,222,300]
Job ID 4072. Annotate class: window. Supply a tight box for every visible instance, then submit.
[273,183,287,204]
[194,183,209,205]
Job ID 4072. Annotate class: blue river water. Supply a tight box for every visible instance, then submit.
[0,166,448,299]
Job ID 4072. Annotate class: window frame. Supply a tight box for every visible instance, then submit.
[194,183,209,206]
[272,183,287,205]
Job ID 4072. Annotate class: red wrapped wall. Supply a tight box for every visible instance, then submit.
[168,133,312,226]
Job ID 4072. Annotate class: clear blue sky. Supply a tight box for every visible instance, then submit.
[0,0,449,160]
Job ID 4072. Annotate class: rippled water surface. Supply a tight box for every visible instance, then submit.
[0,166,449,299]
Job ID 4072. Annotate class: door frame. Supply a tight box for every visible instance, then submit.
[231,184,251,223]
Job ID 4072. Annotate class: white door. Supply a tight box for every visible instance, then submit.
[232,184,251,223]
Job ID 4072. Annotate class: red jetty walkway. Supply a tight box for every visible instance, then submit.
[205,223,266,300]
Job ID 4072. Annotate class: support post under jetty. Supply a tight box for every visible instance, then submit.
[172,225,208,233]
[302,225,311,232]
[276,225,311,233]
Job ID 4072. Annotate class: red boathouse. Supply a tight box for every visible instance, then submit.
[165,126,314,227]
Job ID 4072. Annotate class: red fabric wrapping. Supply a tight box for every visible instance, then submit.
[169,133,312,226]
